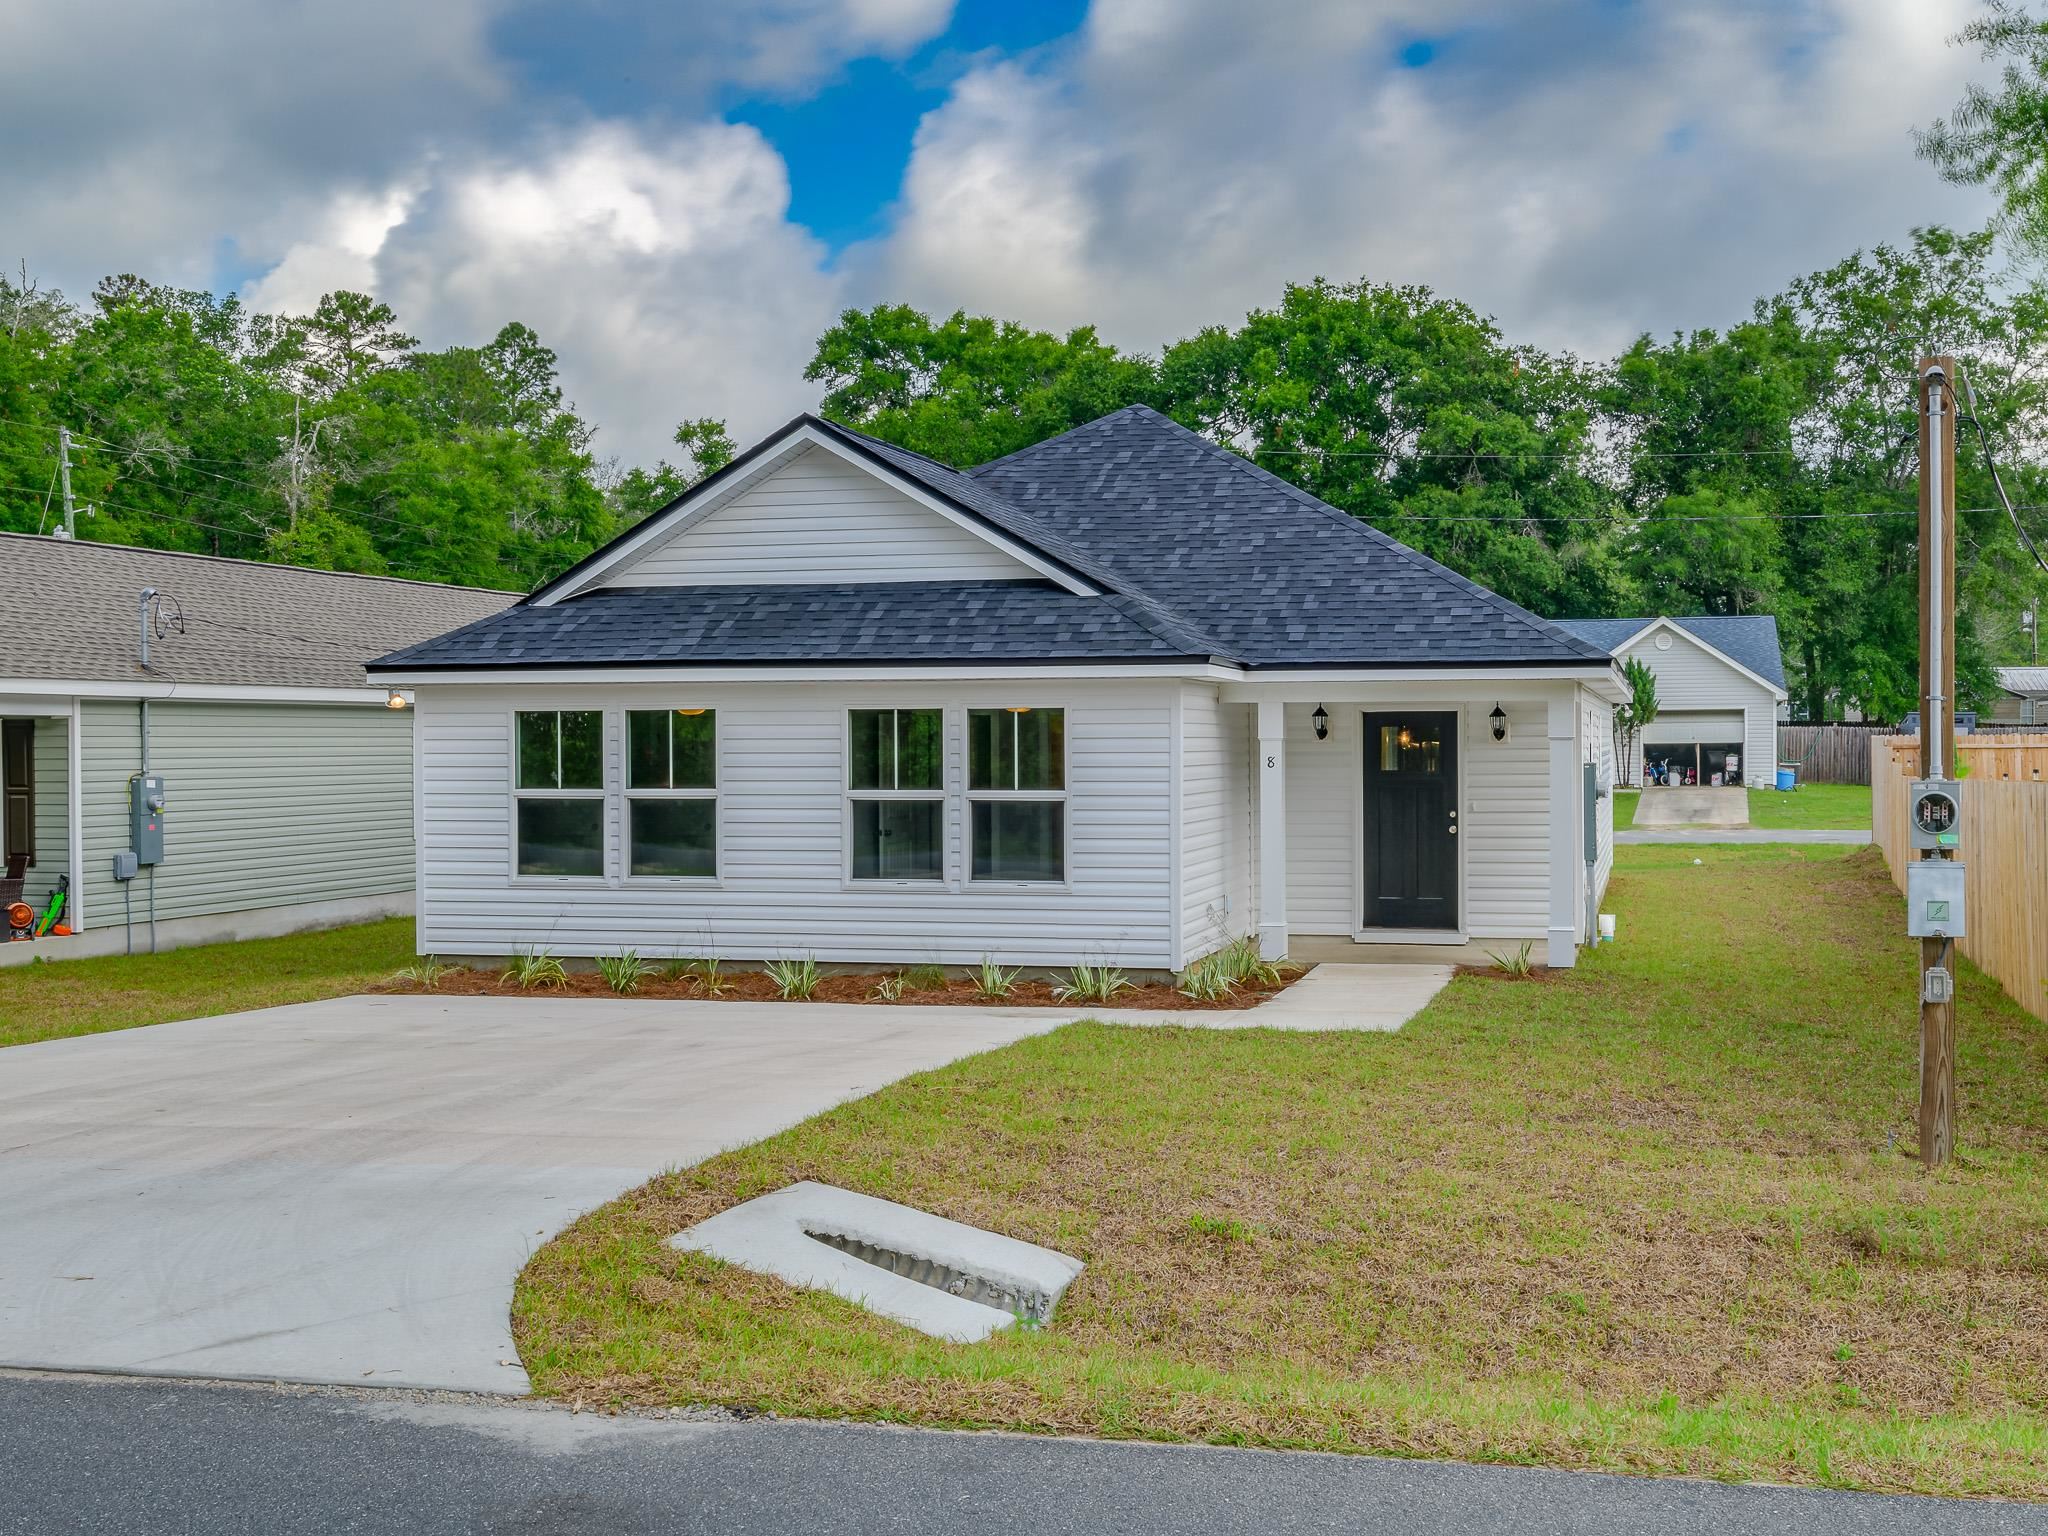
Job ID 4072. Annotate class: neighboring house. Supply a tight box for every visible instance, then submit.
[1553,616,1786,787]
[371,406,1626,970]
[1988,667,2048,725]
[0,534,511,963]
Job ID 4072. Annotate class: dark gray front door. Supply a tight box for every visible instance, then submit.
[1361,712,1458,931]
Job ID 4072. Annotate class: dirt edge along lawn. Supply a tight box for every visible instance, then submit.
[515,845,2048,1500]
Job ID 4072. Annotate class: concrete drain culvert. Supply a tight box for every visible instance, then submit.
[668,1181,1083,1342]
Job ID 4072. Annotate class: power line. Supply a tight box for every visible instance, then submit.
[1956,371,2048,579]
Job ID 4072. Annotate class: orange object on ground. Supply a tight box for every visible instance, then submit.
[48,924,71,936]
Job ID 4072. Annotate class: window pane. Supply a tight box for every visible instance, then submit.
[972,800,1064,882]
[517,712,558,789]
[672,710,716,789]
[630,797,716,878]
[849,710,892,790]
[967,709,1008,791]
[517,798,603,877]
[1013,708,1063,790]
[896,709,943,790]
[627,710,669,789]
[559,710,603,789]
[851,798,943,881]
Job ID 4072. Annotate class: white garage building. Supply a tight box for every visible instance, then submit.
[1554,616,1785,787]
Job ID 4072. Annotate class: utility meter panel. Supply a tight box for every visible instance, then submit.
[130,773,166,866]
[1906,859,1965,938]
[1909,779,1963,851]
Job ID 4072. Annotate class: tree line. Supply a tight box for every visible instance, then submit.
[8,14,2048,721]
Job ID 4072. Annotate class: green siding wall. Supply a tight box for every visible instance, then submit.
[80,700,414,932]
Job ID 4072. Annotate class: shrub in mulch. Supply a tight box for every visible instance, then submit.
[379,963,1304,1010]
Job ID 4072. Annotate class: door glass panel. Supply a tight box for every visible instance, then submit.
[1380,721,1441,775]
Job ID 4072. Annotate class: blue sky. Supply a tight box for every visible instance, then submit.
[4,0,1997,462]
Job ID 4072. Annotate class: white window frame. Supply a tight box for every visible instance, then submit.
[845,705,948,885]
[623,707,720,884]
[966,706,1071,887]
[511,707,607,883]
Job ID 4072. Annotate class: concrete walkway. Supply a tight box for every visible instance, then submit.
[0,965,1450,1396]
[1618,827,1870,845]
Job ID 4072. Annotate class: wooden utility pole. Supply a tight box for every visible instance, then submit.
[55,426,77,540]
[1917,356,1959,1169]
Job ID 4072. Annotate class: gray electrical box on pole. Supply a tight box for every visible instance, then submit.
[1908,779,1962,851]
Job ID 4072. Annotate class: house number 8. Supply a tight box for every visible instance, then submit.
[1266,754,1277,768]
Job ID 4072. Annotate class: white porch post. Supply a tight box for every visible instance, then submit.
[67,699,85,935]
[1546,691,1578,969]
[1256,698,1288,960]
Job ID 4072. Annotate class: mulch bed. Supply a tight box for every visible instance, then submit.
[380,964,1303,1010]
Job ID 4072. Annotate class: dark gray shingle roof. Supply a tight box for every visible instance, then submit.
[371,581,1215,669]
[965,406,1608,668]
[0,533,514,690]
[1551,615,1786,689]
[381,405,1618,674]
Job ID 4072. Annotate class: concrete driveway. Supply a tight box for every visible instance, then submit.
[0,996,1064,1394]
[1630,785,1748,827]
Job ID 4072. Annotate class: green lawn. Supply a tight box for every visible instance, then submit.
[519,846,2048,1499]
[1611,784,1872,832]
[0,917,416,1049]
[1747,783,1872,830]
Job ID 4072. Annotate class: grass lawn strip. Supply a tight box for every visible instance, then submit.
[0,917,415,1049]
[518,846,2048,1499]
[1746,783,1872,831]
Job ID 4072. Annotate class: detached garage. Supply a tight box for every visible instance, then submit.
[1553,616,1786,787]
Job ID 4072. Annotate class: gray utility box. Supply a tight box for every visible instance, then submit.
[1909,779,1963,852]
[1906,859,1966,939]
[129,773,166,866]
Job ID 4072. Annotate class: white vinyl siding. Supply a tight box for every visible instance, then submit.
[79,700,415,930]
[414,680,1176,968]
[1462,698,1551,942]
[1585,690,1616,913]
[1283,702,1360,934]
[1619,628,1779,784]
[598,445,1036,589]
[1176,685,1251,966]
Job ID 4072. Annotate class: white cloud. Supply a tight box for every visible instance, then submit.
[251,121,842,459]
[869,0,1998,360]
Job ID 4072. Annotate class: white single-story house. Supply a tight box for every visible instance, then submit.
[1989,666,2048,725]
[1553,615,1785,787]
[0,534,511,963]
[371,406,1628,971]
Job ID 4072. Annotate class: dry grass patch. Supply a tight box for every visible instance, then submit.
[517,847,2048,1497]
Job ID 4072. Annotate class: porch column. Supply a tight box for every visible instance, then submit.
[1256,699,1288,960]
[1546,691,1578,969]
[67,699,85,935]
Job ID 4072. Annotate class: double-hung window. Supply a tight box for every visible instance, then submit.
[968,707,1065,883]
[515,710,604,877]
[847,708,944,881]
[627,709,717,878]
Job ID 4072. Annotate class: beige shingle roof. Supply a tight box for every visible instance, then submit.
[0,533,516,691]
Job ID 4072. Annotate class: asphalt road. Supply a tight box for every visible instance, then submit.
[4,1371,2041,1536]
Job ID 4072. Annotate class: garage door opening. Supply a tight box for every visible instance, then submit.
[1643,741,1744,787]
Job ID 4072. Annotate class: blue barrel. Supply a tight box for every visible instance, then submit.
[1776,766,1796,792]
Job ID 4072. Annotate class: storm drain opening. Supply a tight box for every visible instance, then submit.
[802,1227,1056,1323]
[668,1181,1085,1342]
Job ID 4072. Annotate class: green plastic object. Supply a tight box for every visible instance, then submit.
[34,877,66,937]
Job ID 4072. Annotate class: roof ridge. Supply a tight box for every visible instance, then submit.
[964,402,1158,478]
[0,530,517,598]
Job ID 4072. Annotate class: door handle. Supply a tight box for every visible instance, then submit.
[1448,825,1459,835]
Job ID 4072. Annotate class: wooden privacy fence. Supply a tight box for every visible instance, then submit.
[1872,735,2048,1021]
[1778,724,1888,784]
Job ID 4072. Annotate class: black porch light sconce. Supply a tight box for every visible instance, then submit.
[1311,703,1329,740]
[1489,703,1508,743]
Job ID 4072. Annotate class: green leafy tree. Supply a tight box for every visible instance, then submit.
[605,416,737,526]
[1160,277,1632,616]
[806,303,1161,466]
[1918,2,2048,259]
[1613,656,1660,787]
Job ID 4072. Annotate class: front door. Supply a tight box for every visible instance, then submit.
[1361,712,1458,931]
